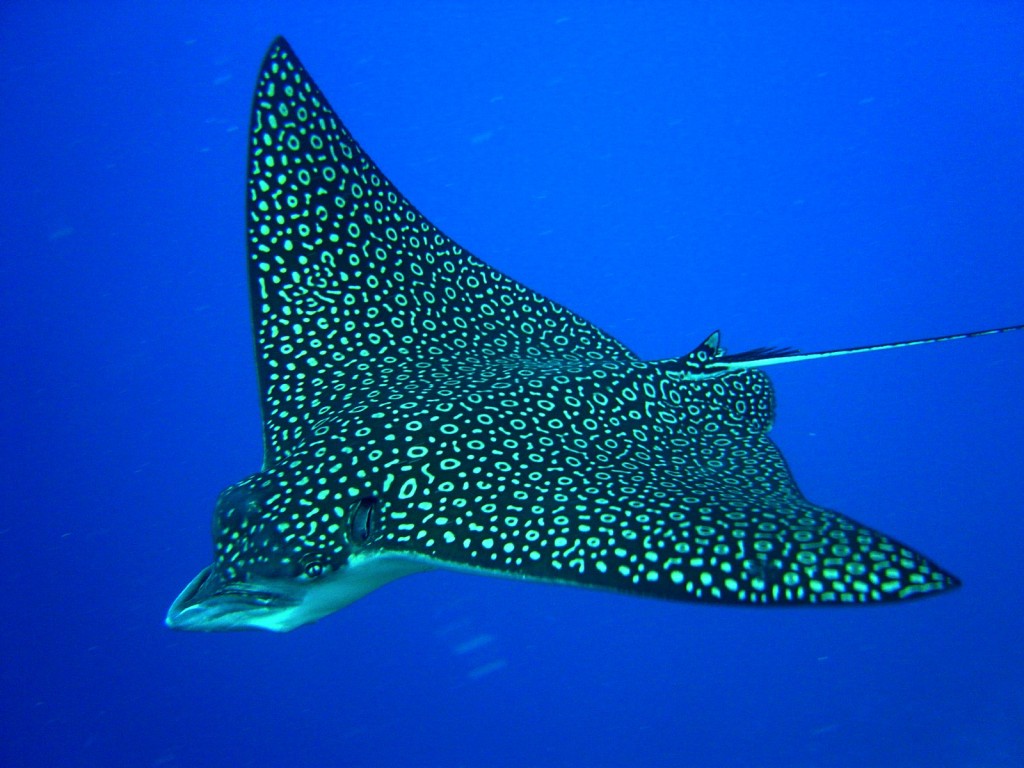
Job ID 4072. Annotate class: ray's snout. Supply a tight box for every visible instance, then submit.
[165,565,218,630]
[166,565,303,631]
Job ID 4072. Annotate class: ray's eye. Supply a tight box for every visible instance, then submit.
[302,560,327,580]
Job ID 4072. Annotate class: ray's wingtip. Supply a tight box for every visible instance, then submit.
[264,36,294,59]
[937,559,962,591]
[930,568,962,597]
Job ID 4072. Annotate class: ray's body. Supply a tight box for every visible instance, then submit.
[167,38,1020,632]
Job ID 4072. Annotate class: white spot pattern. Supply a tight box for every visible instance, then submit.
[206,39,959,606]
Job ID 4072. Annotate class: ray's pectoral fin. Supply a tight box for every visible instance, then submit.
[374,356,961,606]
[244,38,637,467]
[407,495,963,606]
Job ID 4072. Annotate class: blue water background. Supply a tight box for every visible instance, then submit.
[2,3,1022,766]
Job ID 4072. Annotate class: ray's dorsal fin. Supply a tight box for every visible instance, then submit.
[657,331,725,376]
[708,323,1024,372]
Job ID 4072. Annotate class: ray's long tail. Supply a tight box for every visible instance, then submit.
[707,323,1024,371]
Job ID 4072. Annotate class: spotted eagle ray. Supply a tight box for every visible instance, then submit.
[167,38,1022,631]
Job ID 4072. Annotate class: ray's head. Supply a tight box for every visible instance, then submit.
[166,467,388,632]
